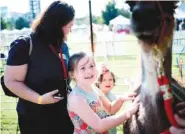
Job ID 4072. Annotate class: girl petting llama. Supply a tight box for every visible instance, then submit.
[67,52,139,134]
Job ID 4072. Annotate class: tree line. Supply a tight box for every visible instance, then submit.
[1,1,130,30]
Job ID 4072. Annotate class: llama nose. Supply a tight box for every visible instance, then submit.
[132,5,157,21]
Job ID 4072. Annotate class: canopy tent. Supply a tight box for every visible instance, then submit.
[109,15,131,33]
[109,15,130,25]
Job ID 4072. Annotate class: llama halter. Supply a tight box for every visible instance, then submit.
[153,1,179,134]
[152,46,180,134]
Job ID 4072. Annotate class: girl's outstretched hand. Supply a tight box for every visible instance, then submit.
[124,96,140,119]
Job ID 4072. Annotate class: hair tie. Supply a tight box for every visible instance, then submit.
[101,64,109,74]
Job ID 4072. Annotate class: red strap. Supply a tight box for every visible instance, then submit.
[49,45,68,79]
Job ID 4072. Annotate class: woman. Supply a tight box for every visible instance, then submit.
[4,1,75,134]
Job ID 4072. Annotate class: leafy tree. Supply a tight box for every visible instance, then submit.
[1,17,7,30]
[101,1,132,25]
[96,16,104,24]
[92,15,104,24]
[102,1,119,25]
[0,17,14,30]
[15,17,29,30]
[6,19,14,30]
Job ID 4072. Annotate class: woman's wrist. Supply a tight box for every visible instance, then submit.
[37,95,42,104]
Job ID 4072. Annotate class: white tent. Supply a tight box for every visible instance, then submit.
[109,15,130,25]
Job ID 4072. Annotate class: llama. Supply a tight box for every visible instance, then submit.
[123,1,185,134]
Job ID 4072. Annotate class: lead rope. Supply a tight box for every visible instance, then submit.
[153,46,180,134]
[150,1,180,134]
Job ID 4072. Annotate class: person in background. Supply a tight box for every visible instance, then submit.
[178,57,183,84]
[4,1,75,134]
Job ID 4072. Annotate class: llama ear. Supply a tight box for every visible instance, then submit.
[173,1,179,9]
[125,1,137,12]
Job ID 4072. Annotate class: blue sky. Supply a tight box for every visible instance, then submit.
[0,0,119,18]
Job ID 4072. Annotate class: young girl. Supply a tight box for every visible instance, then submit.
[96,64,118,134]
[96,64,136,134]
[96,64,117,102]
[67,52,139,134]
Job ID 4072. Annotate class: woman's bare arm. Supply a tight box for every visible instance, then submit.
[4,65,60,104]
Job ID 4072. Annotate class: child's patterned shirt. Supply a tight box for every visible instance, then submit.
[68,85,109,134]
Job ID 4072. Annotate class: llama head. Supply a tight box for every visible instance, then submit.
[126,1,178,54]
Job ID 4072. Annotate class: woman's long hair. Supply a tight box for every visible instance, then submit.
[31,1,75,46]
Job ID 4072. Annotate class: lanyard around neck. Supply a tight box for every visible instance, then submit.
[49,45,68,80]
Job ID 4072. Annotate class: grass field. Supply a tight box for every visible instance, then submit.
[1,34,185,134]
